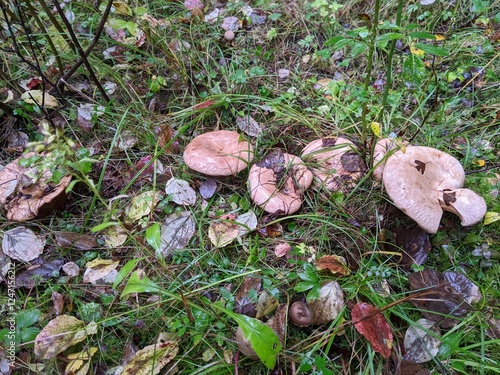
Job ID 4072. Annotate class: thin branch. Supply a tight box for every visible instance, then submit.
[52,0,110,102]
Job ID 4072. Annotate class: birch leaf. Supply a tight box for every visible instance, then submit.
[159,211,196,257]
[404,319,441,363]
[21,90,59,108]
[83,259,120,284]
[125,190,162,223]
[2,226,45,262]
[165,177,196,206]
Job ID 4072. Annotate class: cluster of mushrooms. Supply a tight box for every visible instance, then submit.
[183,130,487,233]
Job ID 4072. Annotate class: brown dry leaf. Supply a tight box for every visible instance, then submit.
[34,315,97,359]
[208,214,239,247]
[156,124,173,149]
[315,254,350,276]
[309,281,344,325]
[55,232,98,250]
[0,153,71,221]
[83,259,119,285]
[235,276,262,317]
[409,270,481,328]
[1,226,45,262]
[121,341,179,375]
[393,226,431,269]
[165,177,196,206]
[52,291,64,316]
[404,318,441,363]
[15,259,65,288]
[274,242,291,257]
[265,303,287,344]
[352,302,393,358]
[159,211,196,257]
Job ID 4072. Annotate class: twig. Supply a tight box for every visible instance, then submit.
[56,0,114,92]
[465,163,500,175]
[52,0,110,102]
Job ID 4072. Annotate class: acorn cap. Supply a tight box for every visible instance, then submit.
[183,130,254,176]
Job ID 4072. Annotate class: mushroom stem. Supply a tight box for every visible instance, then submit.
[438,188,487,226]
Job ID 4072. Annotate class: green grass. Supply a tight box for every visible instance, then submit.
[1,0,499,373]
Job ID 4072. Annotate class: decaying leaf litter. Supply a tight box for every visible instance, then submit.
[0,0,499,373]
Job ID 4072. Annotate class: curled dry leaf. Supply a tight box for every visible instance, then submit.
[159,211,196,257]
[315,254,350,276]
[352,302,393,359]
[2,226,45,262]
[34,315,97,360]
[409,270,481,328]
[83,259,120,284]
[255,291,279,319]
[404,318,441,363]
[121,341,179,375]
[222,16,239,31]
[165,177,196,206]
[64,347,98,375]
[0,153,71,221]
[309,281,344,325]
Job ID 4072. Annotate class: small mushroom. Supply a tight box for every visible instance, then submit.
[301,137,366,191]
[289,301,312,327]
[224,30,235,41]
[382,145,486,233]
[248,151,313,215]
[183,130,254,176]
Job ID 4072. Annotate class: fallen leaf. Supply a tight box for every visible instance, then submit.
[222,16,239,31]
[156,124,173,149]
[15,259,65,288]
[352,302,393,358]
[121,340,179,375]
[112,1,132,16]
[208,216,239,247]
[52,291,64,316]
[199,178,217,199]
[2,226,45,262]
[255,291,279,319]
[274,242,291,257]
[315,254,350,276]
[55,232,98,250]
[235,210,258,237]
[184,0,203,11]
[404,318,441,363]
[83,259,120,284]
[159,211,196,257]
[278,69,290,79]
[165,177,196,206]
[34,315,97,359]
[193,99,214,111]
[117,130,138,150]
[77,103,105,132]
[309,281,344,325]
[484,211,500,225]
[409,270,481,328]
[102,225,128,248]
[235,276,262,317]
[64,347,97,375]
[125,190,162,223]
[62,262,80,277]
[393,226,431,269]
[236,115,263,137]
[21,90,59,108]
[265,303,287,344]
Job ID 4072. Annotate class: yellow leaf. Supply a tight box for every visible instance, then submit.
[410,44,424,57]
[370,122,381,137]
[21,90,59,108]
[112,1,133,16]
[473,159,485,167]
[484,212,500,225]
[65,347,97,375]
[435,34,446,41]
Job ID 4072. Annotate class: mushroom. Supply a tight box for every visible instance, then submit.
[248,150,313,215]
[183,130,254,176]
[382,145,486,233]
[301,137,366,191]
[289,301,312,327]
[372,137,407,180]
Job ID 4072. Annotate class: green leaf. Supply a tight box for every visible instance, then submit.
[403,54,426,85]
[120,271,161,299]
[409,32,436,39]
[414,43,449,56]
[375,32,404,42]
[145,223,161,252]
[294,281,314,293]
[350,42,368,58]
[230,313,282,369]
[113,258,144,290]
[91,221,121,232]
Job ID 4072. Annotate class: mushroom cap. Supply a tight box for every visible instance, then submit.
[289,301,312,327]
[439,188,487,226]
[183,130,254,176]
[383,146,465,233]
[301,137,365,191]
[372,138,407,180]
[249,151,313,215]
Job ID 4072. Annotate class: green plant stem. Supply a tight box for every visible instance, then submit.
[38,0,74,51]
[378,0,404,121]
[360,0,381,150]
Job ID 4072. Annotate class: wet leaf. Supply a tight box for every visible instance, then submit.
[315,255,350,276]
[236,115,263,137]
[409,270,481,328]
[255,291,279,319]
[404,319,441,363]
[199,178,217,199]
[2,226,45,262]
[208,215,239,247]
[235,276,262,317]
[117,130,137,150]
[21,90,59,108]
[77,104,105,132]
[165,177,196,206]
[34,315,97,359]
[83,259,120,285]
[309,281,344,325]
[352,302,393,358]
[159,211,196,257]
[121,340,179,375]
[393,226,431,269]
[55,232,98,250]
[184,0,203,11]
[15,259,65,288]
[125,190,162,223]
[62,261,80,277]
